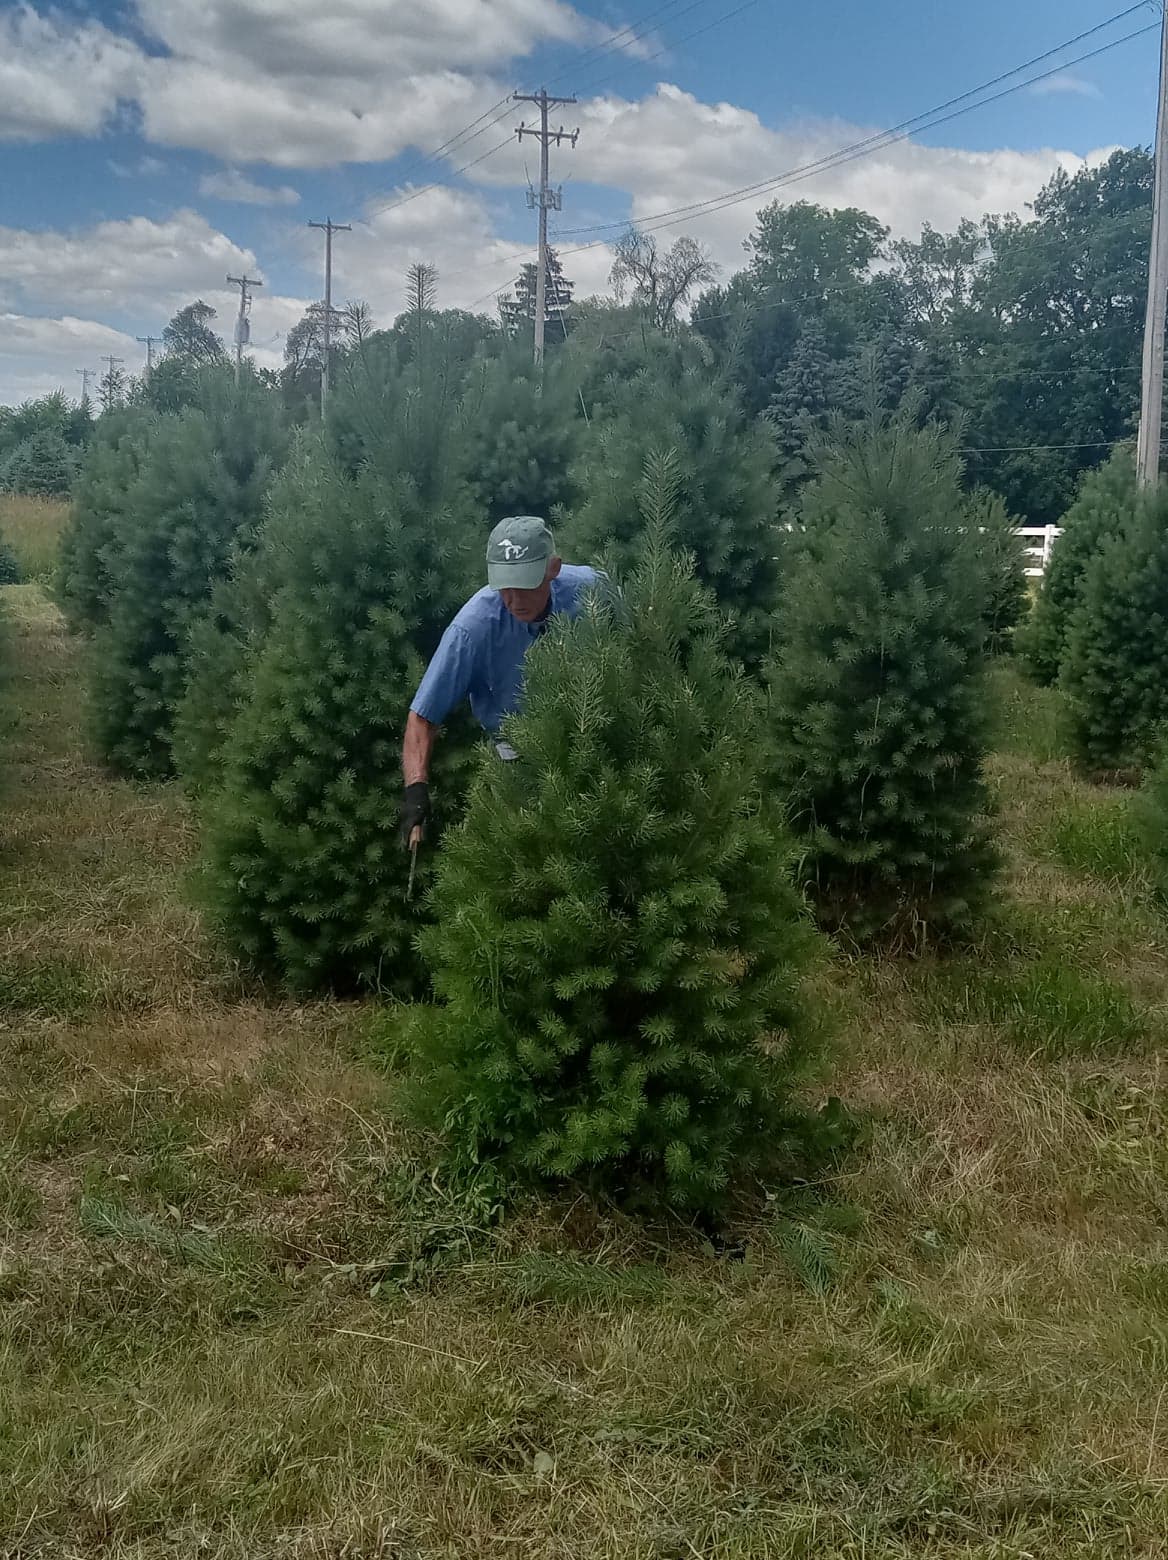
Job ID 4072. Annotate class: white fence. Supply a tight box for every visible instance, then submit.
[1017,525,1062,579]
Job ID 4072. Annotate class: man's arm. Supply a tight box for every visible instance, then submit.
[403,710,438,786]
[399,622,475,847]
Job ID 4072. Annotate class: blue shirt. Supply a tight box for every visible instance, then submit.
[411,564,601,733]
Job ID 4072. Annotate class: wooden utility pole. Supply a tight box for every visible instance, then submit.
[136,334,159,383]
[1139,3,1168,487]
[308,217,351,416]
[226,273,263,383]
[514,89,578,367]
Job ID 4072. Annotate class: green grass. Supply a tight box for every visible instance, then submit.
[0,492,69,582]
[5,604,1168,1556]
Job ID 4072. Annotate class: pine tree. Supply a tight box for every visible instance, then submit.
[1060,483,1168,774]
[403,455,823,1210]
[564,367,780,666]
[765,320,834,488]
[57,412,156,635]
[456,350,583,522]
[966,488,1028,652]
[0,427,80,498]
[197,456,479,993]
[1018,448,1137,685]
[89,375,287,777]
[767,414,998,944]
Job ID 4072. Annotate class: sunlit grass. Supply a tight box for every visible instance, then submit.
[0,492,69,582]
[3,601,1168,1557]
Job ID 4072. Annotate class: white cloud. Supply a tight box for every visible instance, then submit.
[135,0,588,78]
[0,313,141,405]
[0,210,258,316]
[130,0,600,166]
[199,169,301,206]
[515,87,1123,276]
[110,154,168,178]
[0,6,143,142]
[1030,72,1102,100]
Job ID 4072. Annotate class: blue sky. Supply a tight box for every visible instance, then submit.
[0,0,1161,402]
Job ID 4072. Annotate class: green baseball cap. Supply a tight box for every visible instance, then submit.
[486,515,555,591]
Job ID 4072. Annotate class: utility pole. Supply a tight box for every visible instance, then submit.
[136,334,159,383]
[514,89,578,367]
[76,367,95,407]
[226,273,263,383]
[101,356,124,414]
[308,217,351,416]
[1139,3,1168,487]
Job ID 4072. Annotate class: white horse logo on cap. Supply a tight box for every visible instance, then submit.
[500,539,528,560]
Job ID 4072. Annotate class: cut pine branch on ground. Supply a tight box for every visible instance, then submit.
[4,579,1168,1557]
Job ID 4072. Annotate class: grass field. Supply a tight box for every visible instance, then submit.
[0,493,70,582]
[4,576,1168,1558]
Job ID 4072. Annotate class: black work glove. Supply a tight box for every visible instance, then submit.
[399,782,430,849]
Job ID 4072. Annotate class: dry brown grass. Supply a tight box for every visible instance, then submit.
[4,595,1168,1557]
[0,492,70,582]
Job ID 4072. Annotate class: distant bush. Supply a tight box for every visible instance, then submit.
[966,488,1028,652]
[1,428,80,499]
[1019,449,1137,686]
[0,535,19,585]
[1061,482,1168,774]
[89,376,287,777]
[57,414,156,634]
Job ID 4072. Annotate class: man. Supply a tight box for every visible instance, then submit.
[400,515,600,846]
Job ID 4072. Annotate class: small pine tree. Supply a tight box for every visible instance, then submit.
[1018,448,1136,685]
[966,488,1028,652]
[767,414,998,944]
[57,412,156,635]
[766,320,835,489]
[403,455,822,1210]
[197,456,478,993]
[1061,483,1168,774]
[89,376,286,777]
[565,367,780,666]
[0,535,19,585]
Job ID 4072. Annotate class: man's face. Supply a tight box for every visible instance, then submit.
[499,557,561,622]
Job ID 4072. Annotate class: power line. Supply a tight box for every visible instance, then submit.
[359,0,749,228]
[577,0,765,97]
[556,3,1156,239]
[547,0,700,85]
[445,8,1156,298]
[365,131,519,223]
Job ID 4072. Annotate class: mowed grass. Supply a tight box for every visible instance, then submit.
[4,591,1168,1557]
[0,492,71,582]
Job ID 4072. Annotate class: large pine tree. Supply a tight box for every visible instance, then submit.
[404,456,822,1210]
[89,374,286,777]
[767,414,997,944]
[564,367,780,666]
[197,455,479,993]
